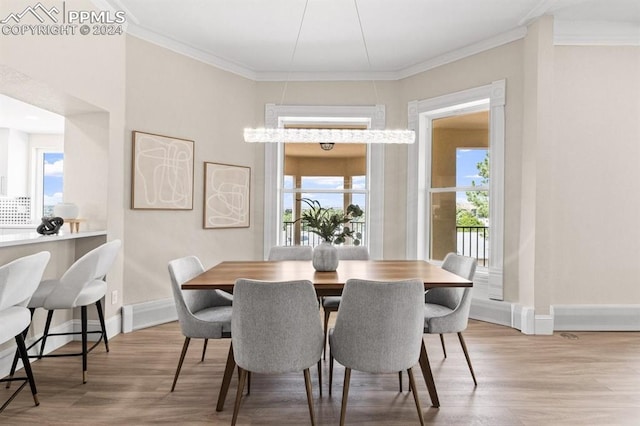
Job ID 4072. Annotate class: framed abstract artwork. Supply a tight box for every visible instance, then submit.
[204,162,251,229]
[131,131,194,210]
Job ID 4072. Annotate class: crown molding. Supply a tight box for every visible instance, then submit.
[126,23,258,81]
[117,18,640,83]
[395,27,528,80]
[518,0,557,26]
[120,20,528,82]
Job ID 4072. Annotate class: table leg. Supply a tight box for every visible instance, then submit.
[216,342,236,412]
[418,339,440,407]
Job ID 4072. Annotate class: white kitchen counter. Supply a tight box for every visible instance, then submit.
[0,230,107,248]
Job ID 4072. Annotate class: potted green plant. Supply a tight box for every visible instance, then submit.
[298,198,364,271]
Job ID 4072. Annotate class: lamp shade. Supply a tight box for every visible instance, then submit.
[53,203,79,219]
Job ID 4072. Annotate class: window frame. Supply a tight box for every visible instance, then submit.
[262,104,386,260]
[407,80,505,300]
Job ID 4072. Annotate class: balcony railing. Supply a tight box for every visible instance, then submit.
[456,226,488,267]
[282,221,366,247]
[282,221,487,266]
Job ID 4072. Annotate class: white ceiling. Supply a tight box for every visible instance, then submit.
[3,0,638,132]
[0,94,64,134]
[104,0,640,80]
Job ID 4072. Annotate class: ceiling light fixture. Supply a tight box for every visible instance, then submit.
[319,142,335,151]
[243,0,415,145]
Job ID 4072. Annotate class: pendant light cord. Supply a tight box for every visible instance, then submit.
[354,0,379,105]
[280,0,310,105]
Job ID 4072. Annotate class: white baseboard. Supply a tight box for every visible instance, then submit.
[121,298,177,333]
[511,304,535,334]
[470,296,512,326]
[552,304,640,331]
[500,303,640,334]
[534,315,554,335]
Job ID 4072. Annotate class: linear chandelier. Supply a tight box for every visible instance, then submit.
[243,0,415,145]
[244,128,415,144]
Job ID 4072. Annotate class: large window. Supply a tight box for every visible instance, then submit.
[407,80,505,300]
[281,143,367,247]
[430,113,489,266]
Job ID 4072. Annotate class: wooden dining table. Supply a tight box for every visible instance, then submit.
[183,259,473,409]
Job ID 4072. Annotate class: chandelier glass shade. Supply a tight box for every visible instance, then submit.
[244,128,415,144]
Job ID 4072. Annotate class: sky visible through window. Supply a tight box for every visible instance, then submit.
[43,152,63,216]
[456,148,488,202]
[284,175,366,210]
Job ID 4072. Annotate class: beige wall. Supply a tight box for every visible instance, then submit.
[285,157,366,177]
[549,45,640,304]
[124,36,258,305]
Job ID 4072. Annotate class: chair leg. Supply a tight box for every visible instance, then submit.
[398,371,403,392]
[236,366,250,395]
[2,334,40,412]
[458,332,477,385]
[323,308,330,360]
[407,367,425,426]
[6,309,34,389]
[39,310,54,358]
[329,351,334,396]
[6,352,18,389]
[339,367,351,426]
[171,337,191,392]
[201,339,208,362]
[81,306,88,384]
[317,360,322,397]
[439,333,447,358]
[95,300,109,352]
[303,368,317,426]
[16,333,39,407]
[231,367,248,426]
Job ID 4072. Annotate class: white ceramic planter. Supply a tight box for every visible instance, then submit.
[313,242,339,272]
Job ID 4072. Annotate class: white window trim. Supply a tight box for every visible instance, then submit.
[263,104,386,260]
[407,80,505,300]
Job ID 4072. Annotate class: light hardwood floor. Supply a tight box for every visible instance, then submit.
[1,318,639,425]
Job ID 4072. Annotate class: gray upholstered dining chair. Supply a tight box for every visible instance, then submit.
[11,240,120,384]
[230,278,323,426]
[168,255,233,391]
[329,278,426,426]
[322,245,369,359]
[267,245,313,261]
[424,252,478,385]
[0,251,50,413]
